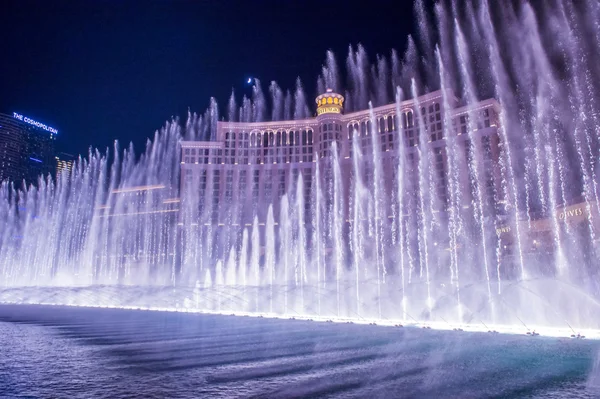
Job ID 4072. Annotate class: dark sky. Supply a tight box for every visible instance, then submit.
[1,0,417,157]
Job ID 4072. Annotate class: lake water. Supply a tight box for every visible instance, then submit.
[0,304,599,398]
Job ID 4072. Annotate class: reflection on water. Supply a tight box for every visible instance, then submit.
[0,304,599,398]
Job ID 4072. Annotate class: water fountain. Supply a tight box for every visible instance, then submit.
[1,0,600,338]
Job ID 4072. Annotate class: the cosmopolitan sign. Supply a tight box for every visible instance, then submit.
[13,112,58,135]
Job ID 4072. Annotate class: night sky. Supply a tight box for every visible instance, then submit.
[1,0,417,157]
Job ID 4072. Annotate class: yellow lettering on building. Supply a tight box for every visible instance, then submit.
[317,106,341,115]
[558,207,585,220]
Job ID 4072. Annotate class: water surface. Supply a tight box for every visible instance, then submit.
[0,304,598,398]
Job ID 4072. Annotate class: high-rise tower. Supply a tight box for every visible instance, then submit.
[315,89,344,159]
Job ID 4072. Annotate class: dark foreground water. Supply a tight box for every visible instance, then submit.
[0,305,599,398]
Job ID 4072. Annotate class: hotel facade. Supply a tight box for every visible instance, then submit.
[178,89,599,274]
[180,89,502,213]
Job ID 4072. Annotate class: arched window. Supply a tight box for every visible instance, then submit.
[407,111,414,127]
[388,115,394,132]
[308,130,313,144]
[225,132,230,140]
[361,121,367,136]
[256,133,261,146]
[379,118,385,133]
[295,131,299,144]
[276,131,281,146]
[232,132,236,140]
[302,130,307,145]
[366,120,372,135]
[264,133,269,147]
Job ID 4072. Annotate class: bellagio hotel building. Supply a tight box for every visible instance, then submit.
[179,89,503,242]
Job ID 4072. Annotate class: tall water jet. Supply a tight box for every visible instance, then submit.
[251,216,260,311]
[252,79,267,123]
[331,143,345,317]
[313,161,323,316]
[270,81,284,122]
[293,78,310,120]
[394,87,408,321]
[368,103,386,318]
[280,195,291,313]
[411,80,433,314]
[227,90,238,123]
[265,205,275,313]
[295,173,307,313]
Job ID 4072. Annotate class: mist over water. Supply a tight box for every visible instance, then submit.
[1,0,600,334]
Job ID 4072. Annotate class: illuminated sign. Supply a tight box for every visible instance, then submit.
[496,226,511,235]
[558,207,585,220]
[13,112,58,135]
[317,106,341,115]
